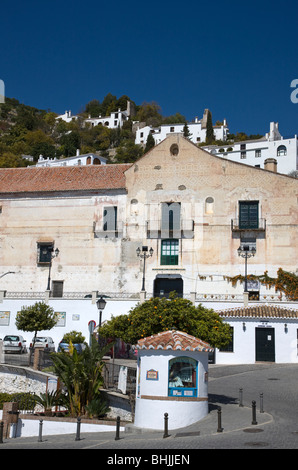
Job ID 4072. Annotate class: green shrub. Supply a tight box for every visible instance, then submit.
[0,392,37,410]
[85,392,110,418]
[62,330,85,344]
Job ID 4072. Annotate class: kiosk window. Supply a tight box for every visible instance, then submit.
[168,357,197,397]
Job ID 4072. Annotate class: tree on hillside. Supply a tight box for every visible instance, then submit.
[114,140,144,163]
[205,110,215,144]
[144,132,155,153]
[85,99,102,117]
[59,130,81,156]
[162,113,186,124]
[98,293,232,349]
[183,122,192,139]
[136,101,162,127]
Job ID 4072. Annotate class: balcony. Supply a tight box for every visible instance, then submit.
[146,219,194,239]
[231,218,266,232]
[93,221,123,238]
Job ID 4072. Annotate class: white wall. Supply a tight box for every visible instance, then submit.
[215,317,298,364]
[0,298,138,350]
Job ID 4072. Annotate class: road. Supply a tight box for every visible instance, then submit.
[1,363,298,451]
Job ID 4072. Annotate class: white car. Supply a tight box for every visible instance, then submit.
[30,336,55,352]
[3,335,27,354]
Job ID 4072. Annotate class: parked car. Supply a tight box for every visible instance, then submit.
[58,340,86,353]
[3,335,27,354]
[30,336,55,352]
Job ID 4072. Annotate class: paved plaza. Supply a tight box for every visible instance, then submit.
[1,363,298,451]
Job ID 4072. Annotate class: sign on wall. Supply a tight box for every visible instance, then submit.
[55,312,66,327]
[0,311,10,326]
[146,369,159,380]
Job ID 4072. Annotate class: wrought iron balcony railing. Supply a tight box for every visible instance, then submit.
[231,218,266,231]
[146,219,194,239]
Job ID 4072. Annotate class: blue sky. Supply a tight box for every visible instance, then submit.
[1,0,298,136]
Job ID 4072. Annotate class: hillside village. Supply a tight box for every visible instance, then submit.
[0,94,297,366]
[1,93,297,176]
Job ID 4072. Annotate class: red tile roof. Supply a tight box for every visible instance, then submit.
[0,164,132,194]
[217,305,298,318]
[136,330,213,352]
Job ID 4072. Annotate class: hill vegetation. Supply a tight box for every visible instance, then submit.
[0,93,262,167]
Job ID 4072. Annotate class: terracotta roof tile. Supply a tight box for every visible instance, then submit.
[0,164,132,194]
[217,305,298,319]
[136,330,213,352]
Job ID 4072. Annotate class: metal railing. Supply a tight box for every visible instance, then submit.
[102,362,136,395]
[231,218,266,231]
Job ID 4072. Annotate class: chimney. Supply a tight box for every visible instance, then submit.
[76,149,80,157]
[264,158,277,172]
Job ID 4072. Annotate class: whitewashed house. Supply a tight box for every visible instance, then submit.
[135,109,229,146]
[35,151,107,167]
[56,110,78,123]
[203,122,298,175]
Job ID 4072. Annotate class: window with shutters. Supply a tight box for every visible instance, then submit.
[161,202,181,238]
[51,281,64,298]
[103,206,117,233]
[239,201,259,229]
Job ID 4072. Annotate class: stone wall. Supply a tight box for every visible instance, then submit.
[0,365,49,395]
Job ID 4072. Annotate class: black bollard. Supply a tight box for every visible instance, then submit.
[252,400,258,425]
[163,412,169,438]
[239,388,243,407]
[260,393,264,413]
[217,406,223,432]
[115,416,120,440]
[75,416,81,441]
[0,421,3,444]
[38,419,43,442]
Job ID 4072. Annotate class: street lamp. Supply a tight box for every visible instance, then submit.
[96,295,107,329]
[96,295,107,345]
[237,245,256,292]
[47,247,59,291]
[136,246,154,292]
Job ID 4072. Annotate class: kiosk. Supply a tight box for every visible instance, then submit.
[134,330,214,430]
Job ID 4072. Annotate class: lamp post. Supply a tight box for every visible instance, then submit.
[96,295,107,345]
[136,246,154,292]
[47,247,59,291]
[237,245,256,292]
[96,295,107,329]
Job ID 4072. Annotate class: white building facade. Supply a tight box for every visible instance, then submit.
[203,122,298,175]
[36,151,107,167]
[135,109,229,146]
[0,135,297,364]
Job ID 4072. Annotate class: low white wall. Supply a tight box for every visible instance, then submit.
[11,417,124,438]
[134,398,208,430]
[0,366,49,395]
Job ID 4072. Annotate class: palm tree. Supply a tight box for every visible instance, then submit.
[50,337,112,417]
